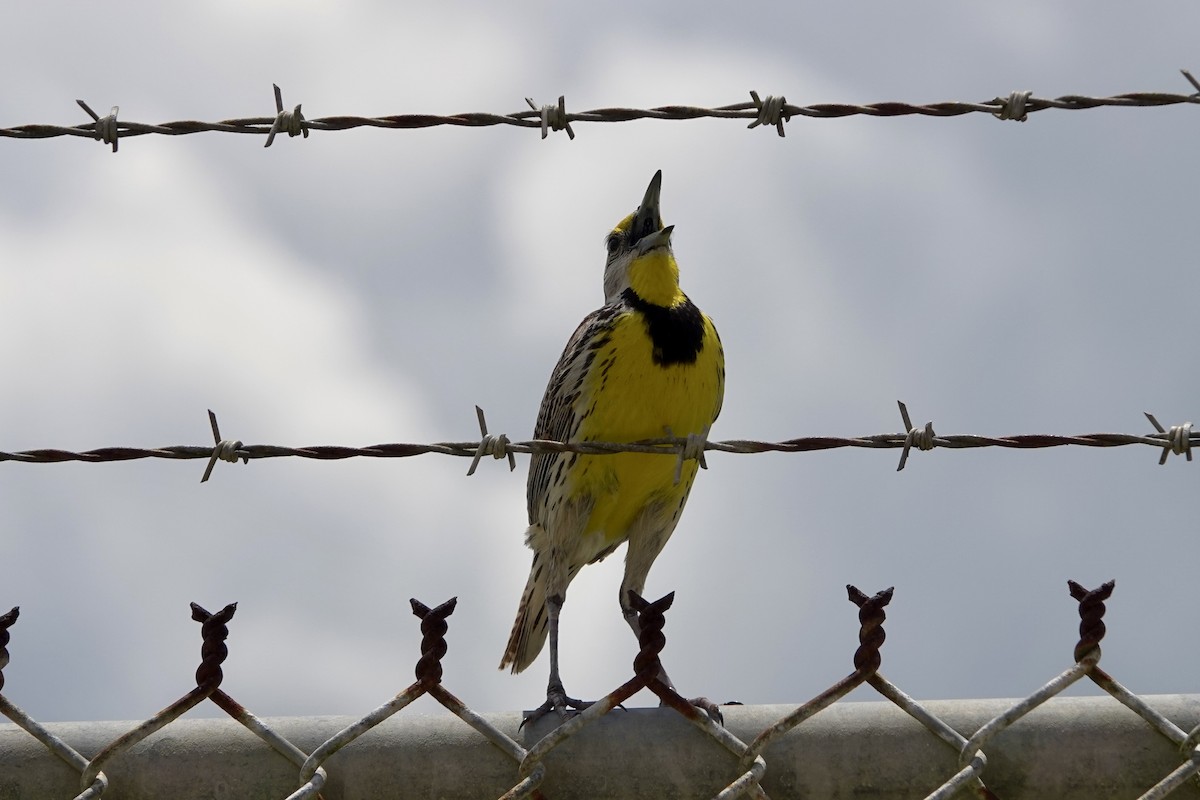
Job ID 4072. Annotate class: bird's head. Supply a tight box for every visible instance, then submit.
[602,170,681,307]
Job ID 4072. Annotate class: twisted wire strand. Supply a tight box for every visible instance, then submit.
[0,428,1190,466]
[4,77,1200,145]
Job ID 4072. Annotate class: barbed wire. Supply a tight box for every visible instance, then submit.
[3,579,1199,797]
[4,70,1200,150]
[0,404,1192,483]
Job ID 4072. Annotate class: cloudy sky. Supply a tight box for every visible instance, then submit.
[2,3,1198,727]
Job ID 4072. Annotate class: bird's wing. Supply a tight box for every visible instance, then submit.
[527,304,623,525]
[709,317,726,423]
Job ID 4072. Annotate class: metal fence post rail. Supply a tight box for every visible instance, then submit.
[2,697,1199,799]
[2,583,1200,799]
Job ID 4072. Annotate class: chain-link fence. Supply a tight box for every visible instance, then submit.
[3,581,1198,799]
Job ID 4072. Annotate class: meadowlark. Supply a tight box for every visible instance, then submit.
[500,170,725,721]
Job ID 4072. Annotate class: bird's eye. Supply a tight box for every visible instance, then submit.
[605,235,621,255]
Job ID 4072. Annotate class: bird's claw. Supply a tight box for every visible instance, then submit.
[687,696,725,726]
[520,687,593,729]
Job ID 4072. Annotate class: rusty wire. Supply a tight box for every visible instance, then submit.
[3,579,1199,798]
[3,72,1200,151]
[0,405,1192,484]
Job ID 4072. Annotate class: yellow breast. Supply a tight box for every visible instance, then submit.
[569,308,723,542]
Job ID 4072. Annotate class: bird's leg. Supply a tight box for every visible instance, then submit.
[546,592,568,701]
[522,593,592,727]
[624,599,724,724]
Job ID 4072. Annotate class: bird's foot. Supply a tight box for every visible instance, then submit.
[655,691,730,725]
[684,695,729,726]
[649,665,732,725]
[520,683,593,729]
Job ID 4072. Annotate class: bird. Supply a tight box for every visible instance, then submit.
[499,170,725,722]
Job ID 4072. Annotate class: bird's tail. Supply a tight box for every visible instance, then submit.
[499,547,550,674]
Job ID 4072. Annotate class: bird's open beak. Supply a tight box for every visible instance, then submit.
[630,170,664,245]
[636,224,674,255]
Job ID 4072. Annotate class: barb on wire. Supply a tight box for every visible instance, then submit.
[1181,69,1200,96]
[991,89,1032,122]
[467,406,515,476]
[1144,412,1193,464]
[201,409,246,483]
[264,84,307,148]
[76,100,119,153]
[747,90,790,136]
[896,401,936,471]
[5,71,1200,147]
[667,424,710,485]
[524,95,574,140]
[3,405,1193,475]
